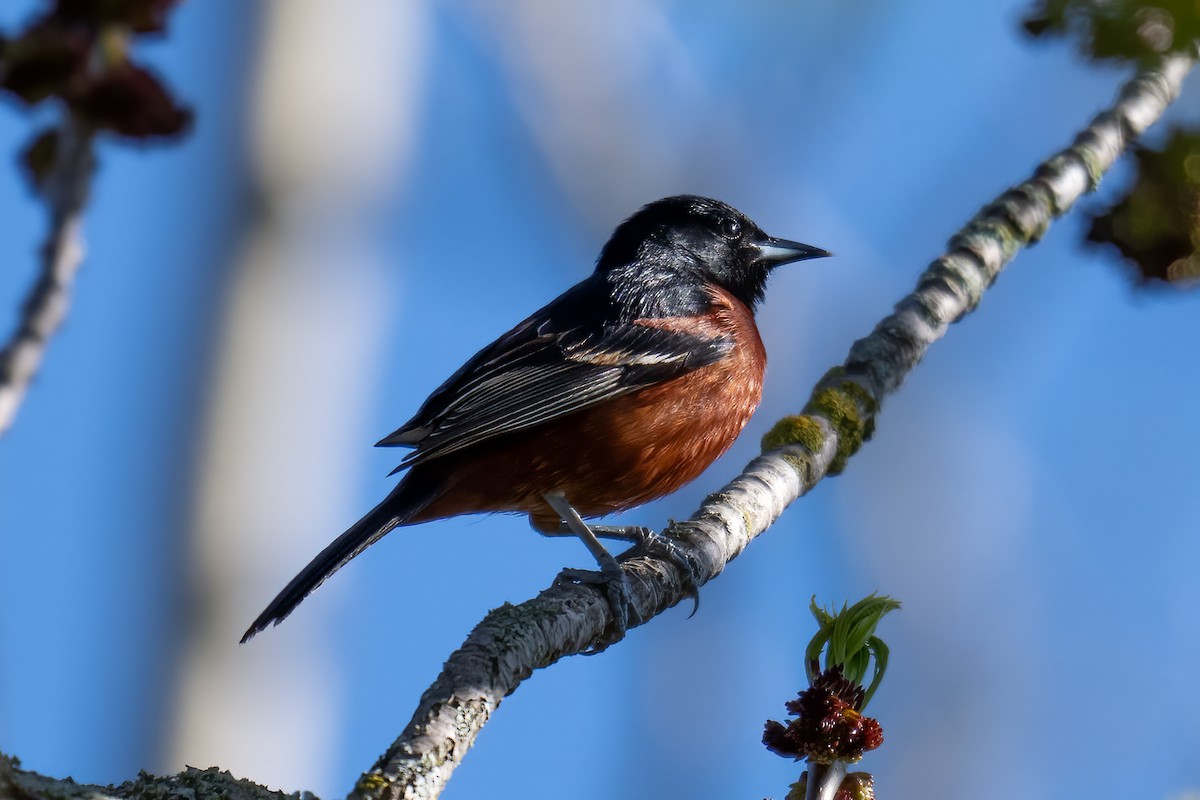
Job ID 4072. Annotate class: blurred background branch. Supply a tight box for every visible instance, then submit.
[165,1,426,787]
[0,0,191,434]
[0,110,92,434]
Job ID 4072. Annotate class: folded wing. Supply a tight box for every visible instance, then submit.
[379,313,731,470]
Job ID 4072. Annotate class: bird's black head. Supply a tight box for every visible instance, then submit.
[596,195,830,315]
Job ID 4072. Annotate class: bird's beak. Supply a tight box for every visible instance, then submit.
[751,236,832,266]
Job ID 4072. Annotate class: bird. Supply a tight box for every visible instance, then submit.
[241,195,830,644]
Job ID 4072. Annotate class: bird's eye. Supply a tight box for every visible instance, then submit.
[720,218,743,240]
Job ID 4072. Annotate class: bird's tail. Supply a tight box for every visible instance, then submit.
[240,471,439,643]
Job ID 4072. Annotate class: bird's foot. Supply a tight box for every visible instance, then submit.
[556,564,641,655]
[612,525,702,618]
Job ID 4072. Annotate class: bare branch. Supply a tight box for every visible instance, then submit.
[0,752,308,800]
[351,54,1195,800]
[0,113,95,435]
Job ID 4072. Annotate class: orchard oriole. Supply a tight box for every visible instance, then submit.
[242,195,829,643]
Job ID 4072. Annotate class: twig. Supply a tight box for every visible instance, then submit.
[350,54,1194,800]
[0,113,96,435]
[807,761,848,800]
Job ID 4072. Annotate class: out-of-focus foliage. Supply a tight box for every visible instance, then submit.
[54,0,181,33]
[1087,129,1200,285]
[0,0,191,188]
[1023,0,1200,61]
[1025,1,1200,289]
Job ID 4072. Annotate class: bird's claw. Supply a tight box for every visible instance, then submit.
[557,565,642,654]
[631,526,702,618]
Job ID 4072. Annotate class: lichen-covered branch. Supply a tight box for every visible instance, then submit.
[0,752,305,800]
[352,54,1195,800]
[0,113,95,435]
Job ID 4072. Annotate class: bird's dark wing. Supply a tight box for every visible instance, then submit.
[378,309,731,469]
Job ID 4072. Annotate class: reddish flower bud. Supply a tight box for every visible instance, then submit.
[763,665,884,764]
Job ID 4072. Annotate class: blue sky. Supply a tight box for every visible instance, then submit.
[1,2,1198,799]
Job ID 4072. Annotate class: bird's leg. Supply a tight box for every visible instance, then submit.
[546,522,701,618]
[542,523,649,543]
[541,491,640,652]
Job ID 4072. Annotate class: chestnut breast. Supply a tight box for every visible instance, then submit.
[412,285,767,530]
